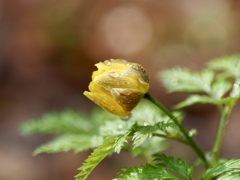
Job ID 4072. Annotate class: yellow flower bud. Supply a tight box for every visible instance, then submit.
[84,59,150,116]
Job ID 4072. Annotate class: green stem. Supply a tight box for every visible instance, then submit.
[211,103,234,165]
[144,93,209,168]
[153,133,188,145]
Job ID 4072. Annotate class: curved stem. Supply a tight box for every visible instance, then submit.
[144,93,209,168]
[211,102,235,165]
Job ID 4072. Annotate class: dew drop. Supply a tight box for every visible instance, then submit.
[170,79,178,86]
[132,65,140,71]
[121,114,131,120]
[233,83,239,89]
[143,122,148,126]
[203,84,210,92]
[188,129,197,137]
[118,124,123,129]
[138,78,146,84]
[109,72,119,78]
[104,60,111,65]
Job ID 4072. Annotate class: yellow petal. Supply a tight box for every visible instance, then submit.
[83,91,131,116]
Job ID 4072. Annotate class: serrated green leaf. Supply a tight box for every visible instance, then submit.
[210,80,232,99]
[19,109,93,135]
[159,68,214,93]
[75,137,115,180]
[33,134,103,155]
[130,99,166,125]
[132,126,156,149]
[131,137,169,163]
[153,154,193,180]
[174,95,217,109]
[202,159,240,180]
[114,132,130,154]
[132,121,178,149]
[230,80,240,98]
[208,55,240,78]
[99,119,134,137]
[217,173,240,180]
[115,164,180,180]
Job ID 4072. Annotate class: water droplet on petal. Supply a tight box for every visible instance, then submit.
[104,60,111,65]
[121,114,131,120]
[138,78,146,84]
[109,72,119,78]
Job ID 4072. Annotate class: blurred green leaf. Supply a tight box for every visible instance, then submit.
[159,68,214,93]
[33,134,103,155]
[19,109,94,135]
[174,95,216,109]
[210,80,232,99]
[208,55,240,79]
[230,80,240,98]
[131,137,169,163]
[99,119,134,137]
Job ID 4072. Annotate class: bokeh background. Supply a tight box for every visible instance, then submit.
[1,0,240,179]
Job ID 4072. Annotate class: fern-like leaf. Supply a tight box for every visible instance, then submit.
[230,79,240,98]
[115,164,180,180]
[174,95,217,109]
[130,138,169,163]
[33,134,103,155]
[132,121,178,148]
[19,109,93,135]
[210,79,232,99]
[159,68,214,93]
[202,159,240,180]
[133,125,156,148]
[208,55,240,78]
[75,137,115,180]
[153,154,193,180]
[217,173,240,180]
[114,132,130,154]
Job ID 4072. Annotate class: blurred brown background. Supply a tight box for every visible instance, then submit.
[1,0,240,179]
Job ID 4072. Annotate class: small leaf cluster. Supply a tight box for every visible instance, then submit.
[159,55,240,109]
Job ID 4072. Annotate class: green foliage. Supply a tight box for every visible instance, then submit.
[159,55,240,109]
[75,137,115,180]
[33,134,103,155]
[115,154,193,180]
[202,159,240,180]
[19,55,240,179]
[207,55,240,79]
[115,164,180,180]
[19,109,95,135]
[132,121,179,148]
[153,154,193,180]
[174,95,217,109]
[20,99,176,179]
[160,68,214,93]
